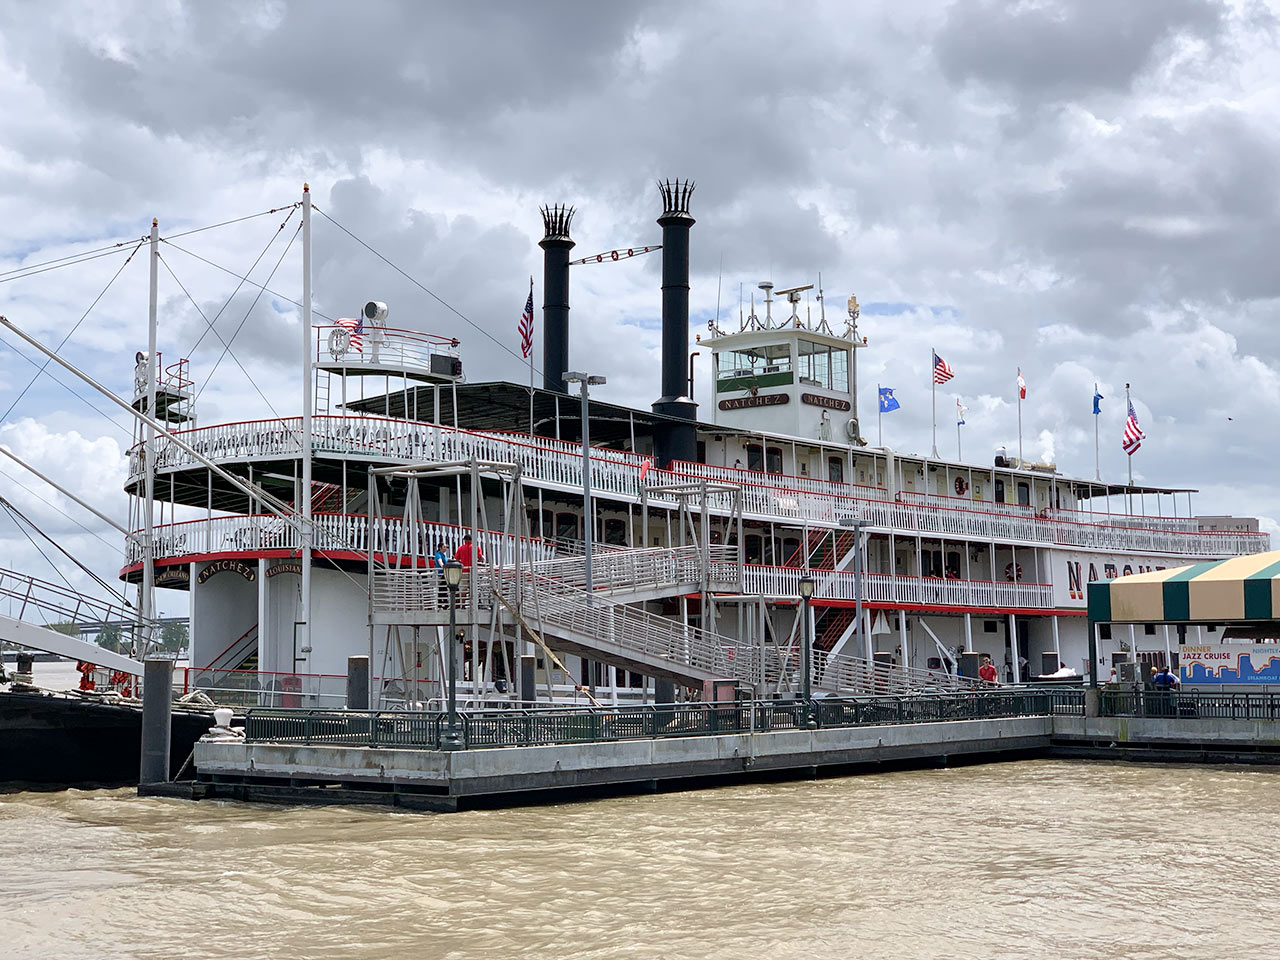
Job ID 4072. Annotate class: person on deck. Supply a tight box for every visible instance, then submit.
[454,534,483,568]
[978,656,999,685]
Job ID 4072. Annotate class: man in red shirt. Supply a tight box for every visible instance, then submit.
[978,656,999,685]
[454,534,482,568]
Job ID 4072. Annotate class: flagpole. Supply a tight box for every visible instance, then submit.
[1094,382,1101,482]
[527,276,535,436]
[1016,373,1023,467]
[957,417,962,462]
[1125,382,1133,514]
[931,350,938,458]
[877,382,882,446]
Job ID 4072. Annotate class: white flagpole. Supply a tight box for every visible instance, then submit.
[1094,382,1101,481]
[1016,370,1023,467]
[527,275,535,437]
[931,350,938,458]
[1125,382,1133,514]
[877,382,883,446]
[957,416,962,462]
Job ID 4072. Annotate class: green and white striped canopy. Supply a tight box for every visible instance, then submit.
[1088,550,1280,624]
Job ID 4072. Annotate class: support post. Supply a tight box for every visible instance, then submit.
[346,655,370,711]
[519,654,537,708]
[299,184,314,677]
[140,658,174,784]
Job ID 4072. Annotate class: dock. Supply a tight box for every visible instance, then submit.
[134,688,1280,812]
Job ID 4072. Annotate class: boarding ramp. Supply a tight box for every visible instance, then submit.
[0,567,146,675]
[494,566,981,696]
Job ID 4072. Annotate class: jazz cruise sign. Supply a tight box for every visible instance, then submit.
[1179,645,1280,685]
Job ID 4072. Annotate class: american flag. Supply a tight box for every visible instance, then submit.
[1123,400,1145,455]
[337,316,363,353]
[519,280,534,359]
[932,351,954,384]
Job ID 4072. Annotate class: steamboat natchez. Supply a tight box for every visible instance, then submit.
[119,182,1268,709]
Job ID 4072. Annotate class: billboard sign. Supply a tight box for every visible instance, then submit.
[1180,645,1280,685]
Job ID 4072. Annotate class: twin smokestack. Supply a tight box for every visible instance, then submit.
[538,181,697,468]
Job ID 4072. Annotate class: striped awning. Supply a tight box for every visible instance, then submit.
[1088,550,1280,624]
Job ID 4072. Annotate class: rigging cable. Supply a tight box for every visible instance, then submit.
[0,496,127,603]
[0,339,131,438]
[158,253,283,418]
[0,238,146,426]
[0,240,147,285]
[182,204,300,358]
[159,238,335,322]
[190,220,302,408]
[314,208,540,377]
[0,467,123,553]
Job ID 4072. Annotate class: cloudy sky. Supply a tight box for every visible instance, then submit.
[1,0,1277,615]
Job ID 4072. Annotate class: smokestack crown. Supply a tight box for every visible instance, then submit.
[541,204,575,241]
[657,180,695,223]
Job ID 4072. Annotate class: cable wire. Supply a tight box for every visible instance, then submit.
[184,205,300,358]
[314,208,537,374]
[0,496,126,602]
[192,221,301,408]
[0,339,131,438]
[0,238,146,425]
[158,253,282,418]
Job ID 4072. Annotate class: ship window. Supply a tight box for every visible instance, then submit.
[717,344,792,379]
[555,512,579,541]
[745,535,763,564]
[746,444,764,472]
[796,341,850,392]
[782,538,801,566]
[1017,482,1030,506]
[828,457,843,483]
[766,447,783,474]
[604,519,626,546]
[995,479,1005,504]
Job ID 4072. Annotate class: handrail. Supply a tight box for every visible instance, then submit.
[200,622,259,673]
[126,413,1269,558]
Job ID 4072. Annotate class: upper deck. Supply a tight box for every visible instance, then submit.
[126,412,1267,559]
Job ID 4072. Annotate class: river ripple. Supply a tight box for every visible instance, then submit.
[1,759,1273,960]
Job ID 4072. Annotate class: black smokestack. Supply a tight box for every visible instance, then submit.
[651,179,698,467]
[539,204,575,393]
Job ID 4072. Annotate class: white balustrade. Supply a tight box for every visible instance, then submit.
[129,414,1269,559]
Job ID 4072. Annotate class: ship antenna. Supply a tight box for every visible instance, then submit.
[715,252,723,330]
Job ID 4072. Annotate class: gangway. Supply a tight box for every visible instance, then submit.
[0,566,147,674]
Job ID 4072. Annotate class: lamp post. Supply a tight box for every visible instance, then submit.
[562,372,606,596]
[798,575,817,729]
[441,558,464,750]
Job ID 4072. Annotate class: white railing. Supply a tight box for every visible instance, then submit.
[125,512,558,570]
[315,324,460,378]
[529,544,742,596]
[130,413,1270,559]
[737,565,1056,610]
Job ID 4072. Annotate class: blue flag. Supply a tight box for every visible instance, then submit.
[879,387,900,413]
[1093,385,1103,416]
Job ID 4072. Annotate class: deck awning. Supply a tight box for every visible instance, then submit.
[1087,550,1280,624]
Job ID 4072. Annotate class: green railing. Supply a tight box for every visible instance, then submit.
[1101,689,1280,721]
[244,689,1082,752]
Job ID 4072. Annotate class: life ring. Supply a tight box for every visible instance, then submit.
[954,476,969,495]
[1005,562,1024,582]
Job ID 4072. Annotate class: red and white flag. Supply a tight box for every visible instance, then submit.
[519,279,534,359]
[1017,368,1026,399]
[337,317,363,353]
[1123,400,1145,455]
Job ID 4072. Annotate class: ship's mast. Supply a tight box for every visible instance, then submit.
[299,184,314,672]
[140,217,158,655]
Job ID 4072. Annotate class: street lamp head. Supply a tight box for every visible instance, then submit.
[443,559,464,588]
[587,375,606,386]
[562,371,586,383]
[798,576,815,600]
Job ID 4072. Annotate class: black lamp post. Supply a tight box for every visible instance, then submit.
[441,558,464,750]
[798,575,817,729]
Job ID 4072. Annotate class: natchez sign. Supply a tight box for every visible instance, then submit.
[1051,552,1178,609]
